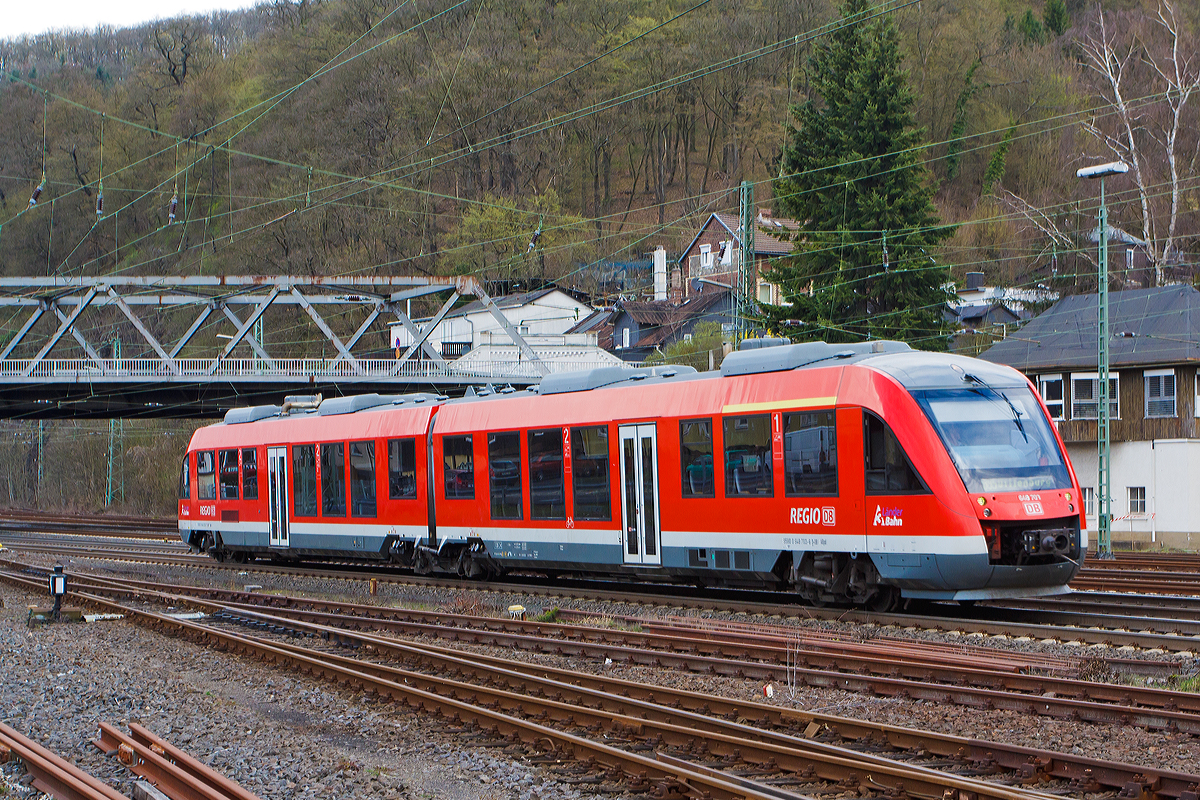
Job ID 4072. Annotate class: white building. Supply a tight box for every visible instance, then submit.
[981,285,1200,549]
[390,288,593,359]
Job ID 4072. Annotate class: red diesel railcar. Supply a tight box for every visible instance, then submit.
[179,340,1085,608]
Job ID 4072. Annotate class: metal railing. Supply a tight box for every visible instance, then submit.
[0,357,628,382]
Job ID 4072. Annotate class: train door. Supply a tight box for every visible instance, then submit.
[618,424,661,566]
[267,446,290,547]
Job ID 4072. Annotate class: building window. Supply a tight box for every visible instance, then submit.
[622,327,630,349]
[699,243,713,270]
[1070,373,1119,420]
[1144,369,1176,418]
[1081,486,1095,516]
[1037,374,1064,421]
[1128,486,1146,515]
[757,281,773,304]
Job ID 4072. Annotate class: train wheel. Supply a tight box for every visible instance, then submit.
[867,586,900,613]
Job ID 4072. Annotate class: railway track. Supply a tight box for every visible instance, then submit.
[13,565,1200,725]
[3,535,1200,652]
[4,566,1199,800]
[0,509,175,540]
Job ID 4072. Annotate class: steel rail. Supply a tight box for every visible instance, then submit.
[53,571,1079,677]
[0,722,128,800]
[0,572,1071,800]
[93,723,261,800]
[3,568,1198,800]
[0,574,837,800]
[27,568,1200,732]
[54,574,1200,800]
[3,546,1200,653]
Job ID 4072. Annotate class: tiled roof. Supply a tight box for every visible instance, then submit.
[712,213,797,256]
[621,288,730,349]
[980,285,1200,371]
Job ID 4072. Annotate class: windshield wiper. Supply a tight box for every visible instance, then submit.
[966,383,1028,444]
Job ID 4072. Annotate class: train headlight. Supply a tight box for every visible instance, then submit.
[976,496,987,506]
[983,508,992,517]
[1064,492,1072,502]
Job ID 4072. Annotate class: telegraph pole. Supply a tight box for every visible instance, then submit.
[1077,161,1128,559]
[738,181,755,341]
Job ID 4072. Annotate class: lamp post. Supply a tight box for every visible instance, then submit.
[1076,160,1128,559]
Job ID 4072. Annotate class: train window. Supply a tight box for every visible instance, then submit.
[679,418,714,498]
[219,450,239,500]
[293,445,317,516]
[723,415,773,497]
[784,411,837,496]
[864,412,928,494]
[489,431,523,520]
[571,426,611,521]
[179,456,190,500]
[350,441,376,518]
[528,429,565,520]
[197,451,216,500]
[443,435,474,499]
[242,448,258,500]
[321,443,347,517]
[388,438,418,499]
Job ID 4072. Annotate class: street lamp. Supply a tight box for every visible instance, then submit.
[1076,160,1128,559]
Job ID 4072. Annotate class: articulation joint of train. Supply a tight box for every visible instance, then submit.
[179,338,1086,609]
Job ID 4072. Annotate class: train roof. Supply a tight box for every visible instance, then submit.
[190,340,1032,448]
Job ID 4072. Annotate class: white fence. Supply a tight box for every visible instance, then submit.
[0,357,632,383]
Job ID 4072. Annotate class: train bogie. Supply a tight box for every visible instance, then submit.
[179,341,1085,606]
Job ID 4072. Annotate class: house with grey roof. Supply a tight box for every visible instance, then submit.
[676,211,794,305]
[607,284,733,361]
[980,285,1200,548]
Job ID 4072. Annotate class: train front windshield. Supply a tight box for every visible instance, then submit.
[914,387,1072,494]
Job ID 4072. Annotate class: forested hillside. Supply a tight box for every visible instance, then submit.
[0,0,1197,513]
[2,0,1195,299]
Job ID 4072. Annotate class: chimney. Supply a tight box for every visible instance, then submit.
[653,246,668,301]
[964,272,985,291]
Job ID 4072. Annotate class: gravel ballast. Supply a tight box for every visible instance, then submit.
[2,555,1199,799]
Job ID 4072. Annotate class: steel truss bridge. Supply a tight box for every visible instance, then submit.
[0,275,578,419]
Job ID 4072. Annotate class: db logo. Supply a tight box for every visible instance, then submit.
[1023,502,1044,516]
[821,507,836,526]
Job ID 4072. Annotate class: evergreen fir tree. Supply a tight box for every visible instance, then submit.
[765,0,953,349]
[1043,0,1070,37]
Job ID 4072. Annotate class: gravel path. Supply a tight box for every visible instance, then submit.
[2,554,1199,799]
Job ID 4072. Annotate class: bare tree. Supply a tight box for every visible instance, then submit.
[1078,1,1200,284]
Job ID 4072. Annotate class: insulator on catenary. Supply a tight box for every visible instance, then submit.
[168,192,178,223]
[96,191,104,216]
[29,180,45,207]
